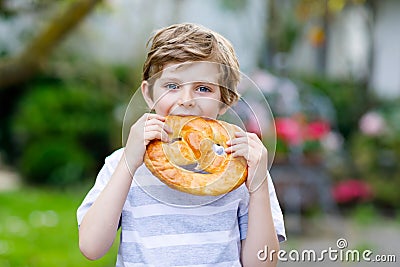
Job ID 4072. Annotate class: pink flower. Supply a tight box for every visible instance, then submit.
[359,111,386,136]
[305,120,330,140]
[275,117,303,145]
[332,179,373,204]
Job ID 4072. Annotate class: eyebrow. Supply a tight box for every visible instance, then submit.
[158,78,220,86]
[157,77,181,84]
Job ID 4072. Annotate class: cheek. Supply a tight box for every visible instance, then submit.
[153,96,175,113]
[198,97,222,108]
[152,91,170,106]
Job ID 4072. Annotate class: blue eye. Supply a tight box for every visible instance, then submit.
[197,86,211,92]
[165,83,179,90]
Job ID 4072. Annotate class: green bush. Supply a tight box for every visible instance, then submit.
[349,102,400,209]
[12,83,115,186]
[299,76,373,139]
[20,139,93,186]
[293,76,400,209]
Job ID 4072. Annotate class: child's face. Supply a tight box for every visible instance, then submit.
[142,62,227,119]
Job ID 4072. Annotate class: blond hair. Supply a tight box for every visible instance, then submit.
[142,23,240,106]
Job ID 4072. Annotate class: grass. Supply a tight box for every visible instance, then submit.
[0,184,119,267]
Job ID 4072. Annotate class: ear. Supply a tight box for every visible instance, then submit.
[141,81,155,109]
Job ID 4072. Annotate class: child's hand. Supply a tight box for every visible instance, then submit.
[124,113,171,171]
[225,131,269,193]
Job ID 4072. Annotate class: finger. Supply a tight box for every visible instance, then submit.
[233,131,247,136]
[225,143,248,155]
[144,114,167,123]
[145,125,170,142]
[226,131,246,141]
[139,114,162,125]
[145,118,166,128]
[143,113,166,121]
[144,130,169,143]
[231,148,250,160]
[234,131,262,144]
[226,136,249,146]
[145,120,173,134]
[229,144,264,162]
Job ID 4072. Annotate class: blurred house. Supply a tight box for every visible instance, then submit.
[56,0,400,99]
[1,0,398,97]
[289,0,400,99]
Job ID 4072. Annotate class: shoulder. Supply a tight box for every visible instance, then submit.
[92,148,125,185]
[102,147,124,170]
[105,147,124,164]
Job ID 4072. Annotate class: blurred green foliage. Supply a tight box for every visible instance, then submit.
[20,139,92,186]
[349,102,400,209]
[301,76,373,139]
[244,71,400,211]
[0,186,118,267]
[301,75,400,209]
[11,83,116,186]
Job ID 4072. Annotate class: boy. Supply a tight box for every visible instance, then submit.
[77,23,285,267]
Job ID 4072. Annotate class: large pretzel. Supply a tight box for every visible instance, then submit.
[144,115,248,196]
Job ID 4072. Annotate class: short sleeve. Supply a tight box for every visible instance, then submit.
[76,148,124,226]
[239,172,286,243]
[237,185,249,240]
[238,213,248,240]
[266,171,286,242]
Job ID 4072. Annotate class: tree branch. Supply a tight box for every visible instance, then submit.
[0,0,102,90]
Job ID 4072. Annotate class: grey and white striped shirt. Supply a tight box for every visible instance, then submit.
[77,148,286,266]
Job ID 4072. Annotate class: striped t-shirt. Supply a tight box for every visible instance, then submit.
[77,148,286,267]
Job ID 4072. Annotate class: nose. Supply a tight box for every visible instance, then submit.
[177,85,195,107]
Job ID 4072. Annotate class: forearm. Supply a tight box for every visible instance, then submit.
[241,181,280,267]
[79,158,134,260]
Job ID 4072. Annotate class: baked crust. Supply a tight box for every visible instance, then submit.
[144,115,248,196]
